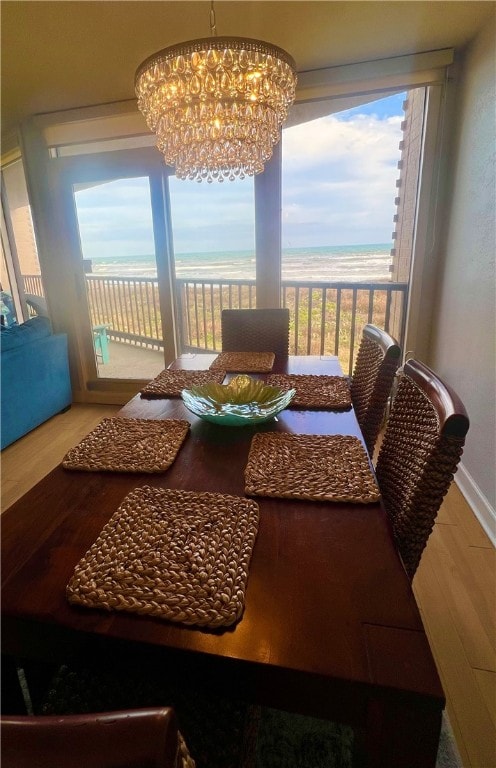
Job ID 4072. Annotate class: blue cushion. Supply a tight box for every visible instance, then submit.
[0,315,52,351]
[1,329,72,449]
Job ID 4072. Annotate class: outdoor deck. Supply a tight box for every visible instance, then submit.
[97,340,165,380]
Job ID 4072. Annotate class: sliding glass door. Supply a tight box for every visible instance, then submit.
[13,79,432,393]
[58,149,177,381]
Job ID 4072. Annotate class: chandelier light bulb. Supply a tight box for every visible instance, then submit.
[135,36,297,182]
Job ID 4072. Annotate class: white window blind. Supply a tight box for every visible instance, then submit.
[295,49,453,103]
[32,48,453,154]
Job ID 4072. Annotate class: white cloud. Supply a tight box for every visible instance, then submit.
[72,104,404,257]
[283,114,401,167]
[282,112,402,246]
[168,176,256,253]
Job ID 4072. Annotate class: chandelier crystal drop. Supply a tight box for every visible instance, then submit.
[135,36,297,182]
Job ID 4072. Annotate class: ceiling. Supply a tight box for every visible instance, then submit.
[1,1,494,147]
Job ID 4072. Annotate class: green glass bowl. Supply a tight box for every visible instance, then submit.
[181,374,296,426]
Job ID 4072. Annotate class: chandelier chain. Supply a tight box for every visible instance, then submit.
[210,1,217,37]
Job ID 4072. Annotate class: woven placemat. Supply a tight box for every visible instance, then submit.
[266,374,352,410]
[140,369,226,399]
[67,485,259,628]
[209,352,275,373]
[245,433,380,504]
[62,418,189,473]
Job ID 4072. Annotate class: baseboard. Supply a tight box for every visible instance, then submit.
[455,462,496,547]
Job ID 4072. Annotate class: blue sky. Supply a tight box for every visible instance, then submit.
[75,91,406,258]
[343,91,405,120]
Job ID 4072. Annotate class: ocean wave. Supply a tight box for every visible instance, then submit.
[90,245,393,282]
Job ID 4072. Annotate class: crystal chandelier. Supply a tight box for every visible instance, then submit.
[135,3,297,182]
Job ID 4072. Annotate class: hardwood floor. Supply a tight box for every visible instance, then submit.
[1,405,495,767]
[1,403,121,510]
[414,484,496,768]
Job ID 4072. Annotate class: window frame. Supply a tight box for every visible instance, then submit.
[6,48,453,400]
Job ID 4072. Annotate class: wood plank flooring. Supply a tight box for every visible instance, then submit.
[414,484,496,768]
[1,404,120,510]
[1,404,495,767]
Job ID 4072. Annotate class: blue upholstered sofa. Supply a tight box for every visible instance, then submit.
[1,316,72,449]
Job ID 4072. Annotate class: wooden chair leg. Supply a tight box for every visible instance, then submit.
[93,325,110,364]
[1,656,58,715]
[1,656,29,714]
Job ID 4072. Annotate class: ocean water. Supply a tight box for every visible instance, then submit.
[90,244,392,282]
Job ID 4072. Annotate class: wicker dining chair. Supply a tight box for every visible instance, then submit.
[221,308,290,355]
[1,707,195,768]
[375,359,469,580]
[350,324,401,455]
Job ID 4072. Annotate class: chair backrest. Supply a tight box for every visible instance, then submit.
[375,359,469,580]
[221,308,290,355]
[1,707,194,768]
[350,324,401,455]
[25,294,49,317]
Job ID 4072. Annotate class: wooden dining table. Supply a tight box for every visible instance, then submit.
[1,354,444,767]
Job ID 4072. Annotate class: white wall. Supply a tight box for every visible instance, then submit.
[429,12,496,541]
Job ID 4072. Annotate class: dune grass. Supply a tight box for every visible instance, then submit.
[88,277,404,377]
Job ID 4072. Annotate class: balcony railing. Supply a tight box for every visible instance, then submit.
[174,278,407,375]
[23,274,408,376]
[86,276,164,350]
